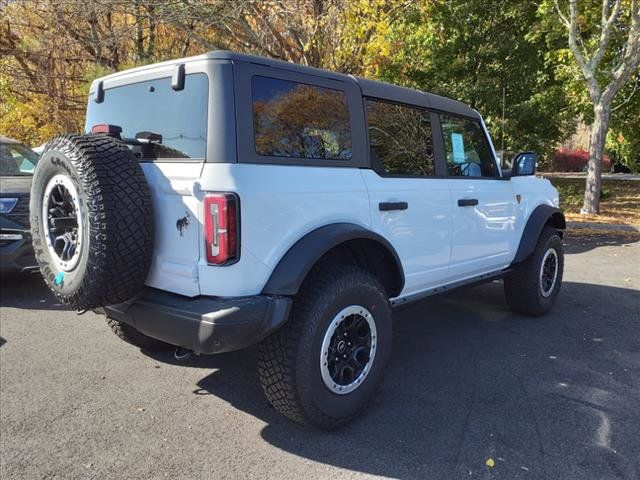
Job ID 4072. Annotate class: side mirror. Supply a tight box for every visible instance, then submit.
[512,151,537,176]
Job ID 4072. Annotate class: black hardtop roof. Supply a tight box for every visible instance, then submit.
[208,51,480,119]
[93,50,480,120]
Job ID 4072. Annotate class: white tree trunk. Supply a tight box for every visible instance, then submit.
[556,0,640,216]
[582,103,611,214]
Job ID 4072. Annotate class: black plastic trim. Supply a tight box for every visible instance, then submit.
[95,81,104,103]
[391,268,512,308]
[512,205,566,264]
[103,288,292,354]
[262,223,405,297]
[171,64,185,91]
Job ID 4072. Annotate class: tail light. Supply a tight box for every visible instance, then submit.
[91,123,123,137]
[204,193,239,265]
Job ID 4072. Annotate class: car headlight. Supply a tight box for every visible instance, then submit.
[0,198,19,213]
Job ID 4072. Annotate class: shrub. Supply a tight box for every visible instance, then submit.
[552,148,611,172]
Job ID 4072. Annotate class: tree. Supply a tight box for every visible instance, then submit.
[367,0,574,161]
[607,72,640,172]
[555,0,640,214]
[151,0,402,71]
[0,0,202,144]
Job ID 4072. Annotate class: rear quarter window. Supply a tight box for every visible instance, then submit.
[85,73,208,160]
[251,76,352,160]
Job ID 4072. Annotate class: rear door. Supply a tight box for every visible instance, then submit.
[362,99,452,298]
[438,114,517,280]
[85,66,211,297]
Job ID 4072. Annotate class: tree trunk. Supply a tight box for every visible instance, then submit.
[582,102,612,215]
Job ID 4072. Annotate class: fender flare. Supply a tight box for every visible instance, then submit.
[513,205,566,264]
[261,223,405,296]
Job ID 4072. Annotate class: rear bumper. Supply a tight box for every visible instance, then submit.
[0,228,37,274]
[102,288,292,354]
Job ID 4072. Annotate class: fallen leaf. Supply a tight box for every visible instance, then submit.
[486,458,495,468]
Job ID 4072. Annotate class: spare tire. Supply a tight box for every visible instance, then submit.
[30,134,154,310]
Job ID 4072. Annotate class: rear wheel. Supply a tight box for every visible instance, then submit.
[258,265,392,429]
[504,226,564,316]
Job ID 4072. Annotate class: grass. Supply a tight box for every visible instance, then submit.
[546,177,640,226]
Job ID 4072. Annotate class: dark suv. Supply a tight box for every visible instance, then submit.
[0,136,39,275]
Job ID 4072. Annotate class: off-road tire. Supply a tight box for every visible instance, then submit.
[106,318,170,351]
[258,265,392,429]
[30,135,154,310]
[504,226,564,317]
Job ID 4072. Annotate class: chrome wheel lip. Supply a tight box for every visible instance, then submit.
[41,174,83,272]
[320,305,377,395]
[539,247,559,298]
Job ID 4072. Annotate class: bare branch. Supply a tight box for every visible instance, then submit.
[559,0,601,102]
[602,0,640,104]
[589,0,621,70]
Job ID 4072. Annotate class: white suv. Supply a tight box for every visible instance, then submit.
[30,51,565,429]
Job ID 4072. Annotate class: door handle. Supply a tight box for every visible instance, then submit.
[457,198,479,207]
[379,201,408,211]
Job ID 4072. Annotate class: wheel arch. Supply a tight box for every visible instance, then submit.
[512,205,566,264]
[261,223,405,298]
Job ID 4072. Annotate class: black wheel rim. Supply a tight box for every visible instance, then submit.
[539,248,558,297]
[42,175,83,271]
[320,305,377,394]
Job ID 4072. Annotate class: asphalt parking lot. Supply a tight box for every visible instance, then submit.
[1,231,639,480]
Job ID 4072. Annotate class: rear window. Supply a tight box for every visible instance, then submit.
[85,73,208,159]
[251,76,352,160]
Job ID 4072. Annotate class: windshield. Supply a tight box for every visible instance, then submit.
[85,73,208,160]
[0,141,39,176]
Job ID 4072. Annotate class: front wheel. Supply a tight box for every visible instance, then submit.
[504,226,564,317]
[258,265,392,429]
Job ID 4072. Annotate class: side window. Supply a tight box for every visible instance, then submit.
[251,76,352,160]
[365,99,435,176]
[440,114,496,178]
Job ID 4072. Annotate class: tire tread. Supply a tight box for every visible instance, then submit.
[30,135,153,310]
[258,264,389,429]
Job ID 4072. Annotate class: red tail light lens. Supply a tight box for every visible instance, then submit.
[204,193,239,265]
[91,123,123,136]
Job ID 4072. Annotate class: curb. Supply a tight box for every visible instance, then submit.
[567,222,640,233]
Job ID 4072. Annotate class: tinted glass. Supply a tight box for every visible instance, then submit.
[252,76,352,160]
[366,99,435,176]
[440,114,496,178]
[85,73,208,159]
[0,141,39,176]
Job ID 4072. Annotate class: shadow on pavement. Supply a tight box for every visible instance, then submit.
[0,272,67,311]
[144,280,640,480]
[564,229,640,255]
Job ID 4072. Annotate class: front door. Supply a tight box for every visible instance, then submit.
[438,113,517,281]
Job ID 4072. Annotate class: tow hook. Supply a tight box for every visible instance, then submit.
[174,347,193,361]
